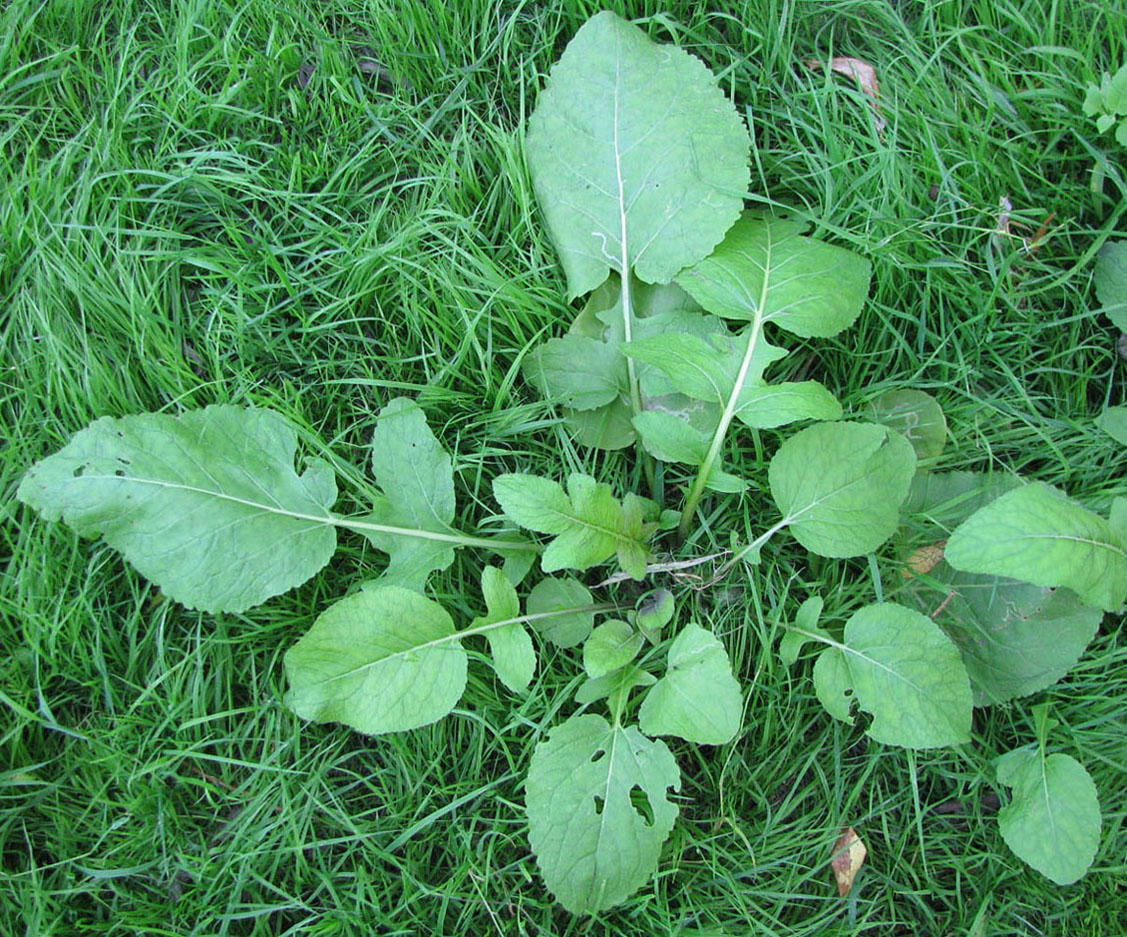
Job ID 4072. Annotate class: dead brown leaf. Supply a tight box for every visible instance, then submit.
[832,826,867,897]
[901,541,946,578]
[805,56,885,131]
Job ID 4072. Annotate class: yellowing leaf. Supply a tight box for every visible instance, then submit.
[832,827,867,896]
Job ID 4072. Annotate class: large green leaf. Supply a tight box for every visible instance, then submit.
[284,587,466,734]
[1093,239,1127,330]
[16,406,337,614]
[944,482,1127,610]
[493,473,652,578]
[904,571,1101,706]
[474,567,535,694]
[526,713,680,914]
[770,422,916,558]
[523,335,627,411]
[812,603,972,748]
[997,749,1101,885]
[360,397,457,592]
[525,11,749,299]
[675,214,872,338]
[638,624,742,744]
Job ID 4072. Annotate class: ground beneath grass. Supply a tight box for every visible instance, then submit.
[2,1,1126,934]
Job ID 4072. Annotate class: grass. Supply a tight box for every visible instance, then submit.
[2,0,1126,933]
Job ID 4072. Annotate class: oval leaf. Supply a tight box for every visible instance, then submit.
[284,587,466,735]
[525,11,749,298]
[864,388,947,461]
[526,713,680,914]
[526,577,595,648]
[639,624,742,744]
[813,602,973,748]
[770,422,916,558]
[16,406,337,614]
[945,482,1127,610]
[997,749,1101,885]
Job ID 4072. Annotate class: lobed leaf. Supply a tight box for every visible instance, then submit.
[997,749,1101,885]
[770,422,916,558]
[360,397,458,592]
[813,602,973,748]
[526,713,680,914]
[944,482,1127,610]
[284,587,466,734]
[524,11,749,299]
[493,473,652,578]
[16,405,337,614]
[475,567,535,693]
[639,624,742,744]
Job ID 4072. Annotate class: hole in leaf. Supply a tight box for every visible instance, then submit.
[589,748,605,764]
[114,470,125,477]
[628,786,654,827]
[72,465,86,478]
[593,795,605,816]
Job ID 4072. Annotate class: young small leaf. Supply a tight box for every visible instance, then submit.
[635,589,675,643]
[813,603,973,748]
[770,422,916,558]
[524,11,749,299]
[997,749,1101,885]
[944,482,1127,610]
[526,713,680,914]
[16,406,337,614]
[475,566,535,694]
[575,666,657,705]
[583,620,643,679]
[865,389,947,461]
[778,595,829,666]
[526,577,595,648]
[493,473,651,578]
[639,624,742,744]
[361,397,457,591]
[284,587,466,735]
[1094,240,1127,330]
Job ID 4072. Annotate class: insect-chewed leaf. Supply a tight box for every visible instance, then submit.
[639,624,742,744]
[284,587,466,735]
[525,11,749,299]
[675,213,872,337]
[1093,239,1127,330]
[360,397,456,592]
[16,405,337,614]
[813,602,972,748]
[997,749,1101,885]
[526,713,680,914]
[474,566,535,694]
[493,473,651,578]
[526,577,595,648]
[770,422,916,558]
[944,482,1127,610]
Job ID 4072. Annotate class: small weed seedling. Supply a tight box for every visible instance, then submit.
[18,11,1121,915]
